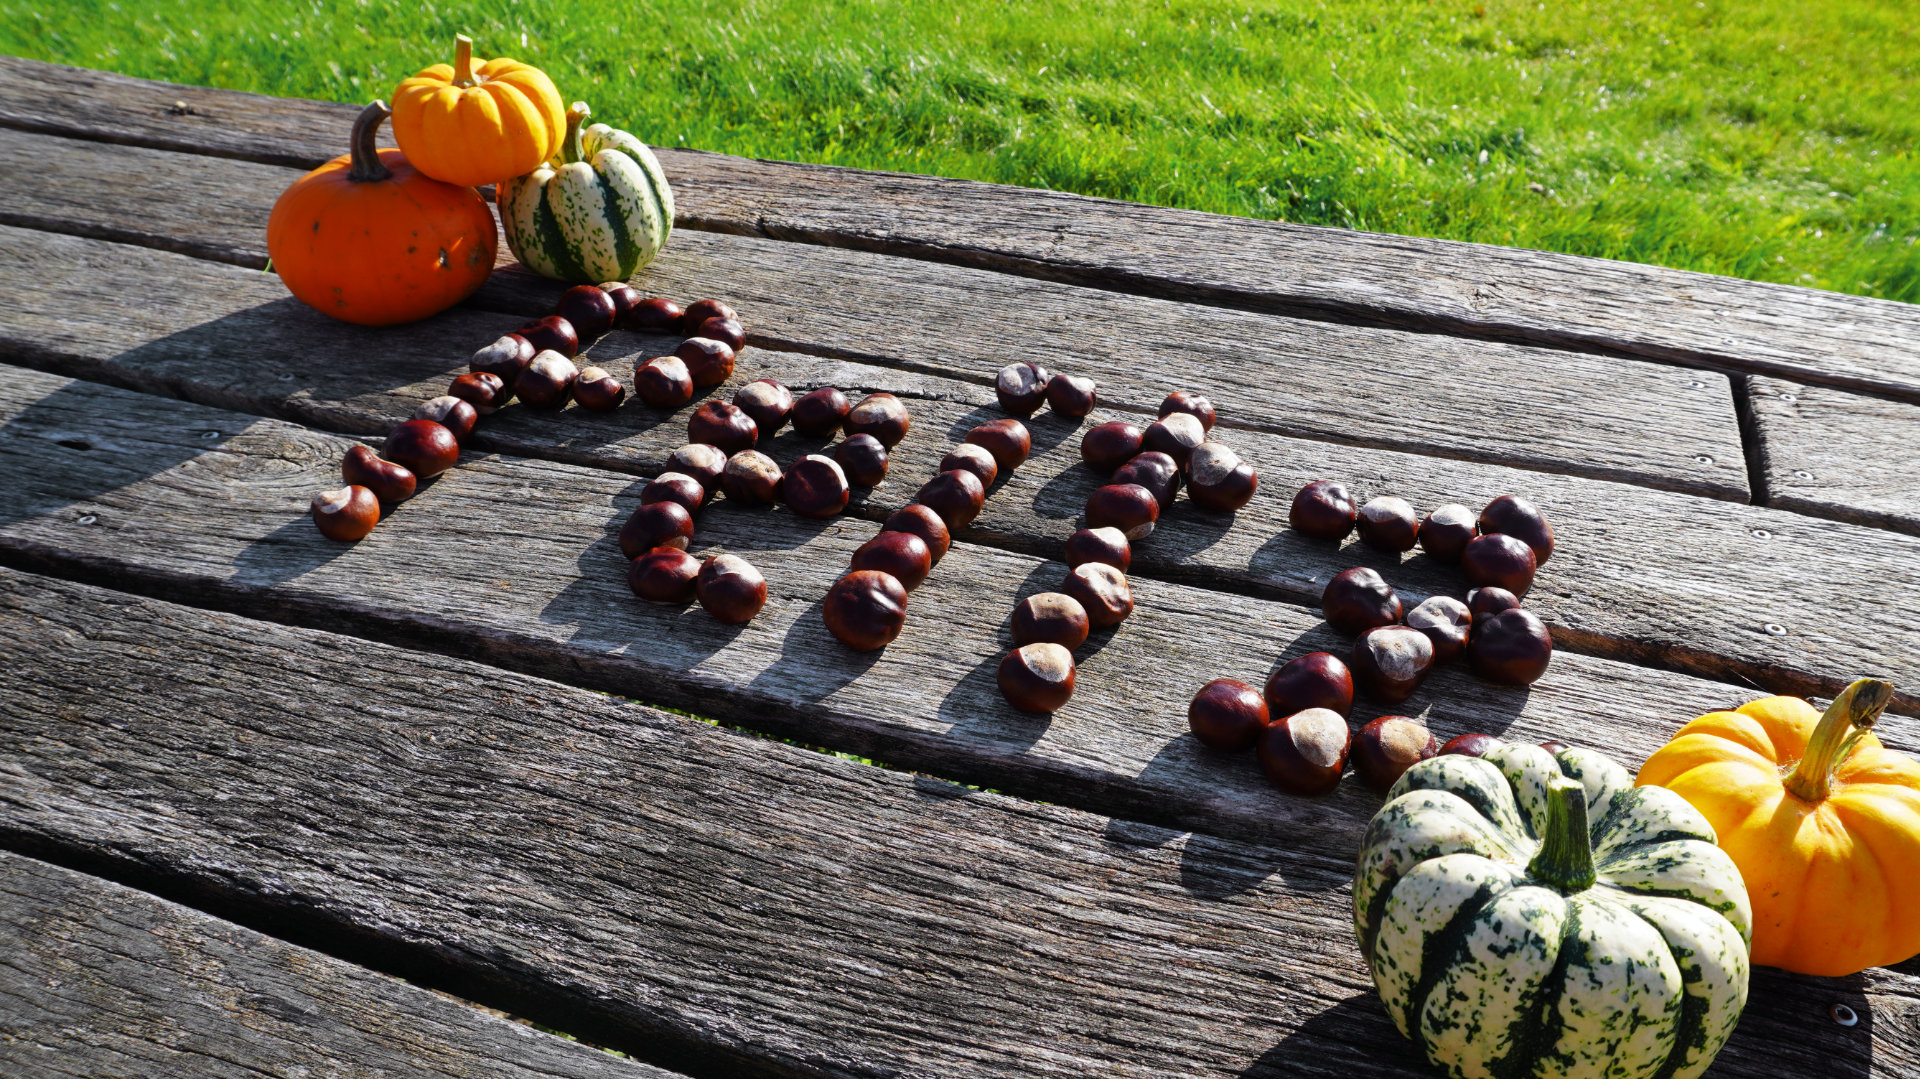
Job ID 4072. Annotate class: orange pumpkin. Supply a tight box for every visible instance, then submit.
[391,34,565,187]
[266,101,496,327]
[1636,678,1920,976]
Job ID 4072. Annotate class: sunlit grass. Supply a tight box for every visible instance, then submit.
[4,0,1915,299]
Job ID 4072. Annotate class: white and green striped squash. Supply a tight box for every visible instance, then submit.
[1353,743,1751,1079]
[499,101,673,284]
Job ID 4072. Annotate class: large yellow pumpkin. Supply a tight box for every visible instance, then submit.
[1636,678,1919,976]
[266,101,496,326]
[391,34,565,187]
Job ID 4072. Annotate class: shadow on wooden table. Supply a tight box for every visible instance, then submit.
[1242,991,1431,1078]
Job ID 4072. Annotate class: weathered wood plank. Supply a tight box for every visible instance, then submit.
[4,53,1918,403]
[1745,375,1920,537]
[0,852,670,1079]
[0,365,1832,861]
[2,568,1913,1079]
[0,139,1750,498]
[0,228,1912,712]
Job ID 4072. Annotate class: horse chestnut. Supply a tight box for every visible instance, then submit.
[696,554,767,624]
[1188,678,1269,752]
[836,433,890,486]
[1290,480,1358,540]
[342,444,415,504]
[846,393,912,447]
[1469,608,1553,686]
[516,316,579,358]
[1081,421,1144,473]
[619,500,695,558]
[722,450,783,505]
[1141,413,1205,468]
[1063,526,1130,572]
[516,352,578,409]
[1045,374,1097,419]
[447,371,508,414]
[885,505,950,565]
[1467,586,1522,624]
[383,419,460,478]
[1010,592,1091,651]
[622,296,684,333]
[1063,562,1133,628]
[667,443,729,493]
[1405,595,1472,664]
[1186,443,1258,512]
[687,401,758,455]
[996,361,1051,416]
[640,472,705,515]
[678,298,737,335]
[998,643,1076,712]
[1160,391,1216,431]
[1263,652,1354,718]
[1257,708,1350,796]
[853,530,932,591]
[572,366,626,411]
[1357,496,1420,552]
[916,469,986,529]
[1085,483,1159,540]
[792,387,851,436]
[1419,503,1477,562]
[598,282,642,325]
[966,419,1032,471]
[1440,733,1503,758]
[470,334,534,389]
[1321,567,1402,635]
[311,485,379,542]
[634,356,694,409]
[823,569,909,651]
[1353,716,1438,794]
[1351,625,1435,704]
[1462,533,1537,596]
[676,337,736,388]
[1479,494,1555,565]
[628,547,701,604]
[697,316,747,352]
[734,379,793,433]
[939,444,998,489]
[1112,451,1181,511]
[784,455,851,518]
[556,284,616,338]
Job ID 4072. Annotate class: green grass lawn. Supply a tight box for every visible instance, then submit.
[4,0,1915,301]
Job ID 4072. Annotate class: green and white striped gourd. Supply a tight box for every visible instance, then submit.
[1353,743,1751,1079]
[499,101,673,283]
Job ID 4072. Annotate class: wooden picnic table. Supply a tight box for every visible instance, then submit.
[3,54,1920,1079]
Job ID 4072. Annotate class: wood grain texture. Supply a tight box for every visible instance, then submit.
[0,229,1910,711]
[0,139,1750,499]
[3,568,1914,1079]
[4,53,1918,403]
[1746,375,1920,536]
[0,852,669,1079]
[0,365,1839,862]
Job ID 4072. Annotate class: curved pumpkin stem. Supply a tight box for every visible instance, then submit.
[1784,678,1895,803]
[346,101,393,184]
[451,34,478,88]
[1527,778,1596,894]
[559,102,591,166]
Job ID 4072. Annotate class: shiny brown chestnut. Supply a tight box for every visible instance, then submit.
[1085,483,1159,540]
[1321,567,1402,636]
[515,315,579,357]
[998,643,1076,712]
[1357,496,1420,552]
[1290,480,1359,541]
[1159,391,1217,432]
[678,298,738,336]
[823,569,909,651]
[1462,533,1537,597]
[634,356,694,409]
[836,433,890,486]
[939,443,998,489]
[853,530,932,591]
[687,400,758,455]
[556,284,617,338]
[966,419,1032,471]
[667,443,729,494]
[1263,652,1355,718]
[342,444,417,505]
[1419,503,1478,562]
[383,419,460,478]
[1080,421,1145,473]
[675,337,736,388]
[784,455,851,518]
[1467,586,1523,624]
[696,316,746,352]
[1186,443,1258,512]
[846,393,912,447]
[1188,678,1270,752]
[1469,608,1553,686]
[696,554,768,624]
[412,396,478,444]
[471,334,535,389]
[1351,625,1436,704]
[621,295,684,333]
[791,387,851,436]
[995,361,1051,416]
[885,505,950,566]
[448,371,508,414]
[572,366,626,411]
[598,282,642,325]
[1011,591,1091,651]
[734,379,793,434]
[311,485,379,541]
[1045,374,1097,419]
[1141,413,1205,469]
[619,500,695,558]
[1440,733,1504,758]
[1257,708,1351,796]
[1406,595,1472,664]
[516,351,579,409]
[916,468,986,529]
[1063,526,1130,572]
[640,472,705,515]
[1480,494,1555,565]
[722,451,783,505]
[1353,716,1439,794]
[1063,562,1133,628]
[628,547,701,604]
[1112,451,1182,511]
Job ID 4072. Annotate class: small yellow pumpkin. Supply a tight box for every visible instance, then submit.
[391,34,565,187]
[1636,678,1919,976]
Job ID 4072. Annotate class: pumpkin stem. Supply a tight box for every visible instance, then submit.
[346,101,393,183]
[560,102,591,165]
[1527,778,1596,894]
[1784,678,1895,803]
[452,34,477,88]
